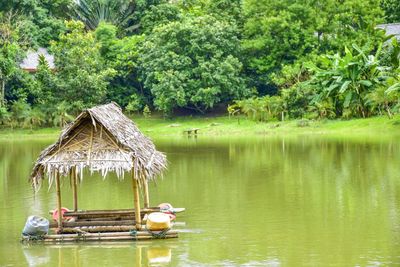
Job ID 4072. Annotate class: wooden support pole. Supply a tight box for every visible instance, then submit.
[132,172,141,230]
[143,180,150,208]
[55,171,63,231]
[57,226,137,233]
[72,167,78,212]
[49,220,136,228]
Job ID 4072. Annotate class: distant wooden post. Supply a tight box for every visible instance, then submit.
[132,171,141,230]
[71,167,78,211]
[55,171,63,231]
[143,180,150,208]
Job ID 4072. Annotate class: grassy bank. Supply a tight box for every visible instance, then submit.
[1,115,400,139]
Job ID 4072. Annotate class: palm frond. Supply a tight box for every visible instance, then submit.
[72,0,136,30]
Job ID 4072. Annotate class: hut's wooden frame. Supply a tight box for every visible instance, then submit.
[30,103,167,232]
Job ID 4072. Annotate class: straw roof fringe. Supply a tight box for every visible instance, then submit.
[30,102,167,191]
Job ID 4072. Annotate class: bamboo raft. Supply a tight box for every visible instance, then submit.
[23,103,186,243]
[22,207,185,242]
[22,231,179,243]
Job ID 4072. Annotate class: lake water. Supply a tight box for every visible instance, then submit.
[1,135,400,266]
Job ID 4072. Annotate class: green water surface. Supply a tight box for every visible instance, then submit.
[0,136,400,266]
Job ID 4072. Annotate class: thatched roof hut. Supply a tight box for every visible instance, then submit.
[20,48,55,73]
[30,103,167,230]
[31,102,166,190]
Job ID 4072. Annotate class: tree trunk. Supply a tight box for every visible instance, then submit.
[1,79,5,107]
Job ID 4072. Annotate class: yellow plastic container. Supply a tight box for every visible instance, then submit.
[146,212,171,231]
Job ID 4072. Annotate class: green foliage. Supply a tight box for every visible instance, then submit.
[365,86,397,118]
[50,20,116,112]
[140,15,249,114]
[31,54,56,105]
[0,106,10,125]
[52,101,74,128]
[177,0,242,24]
[10,98,31,127]
[95,22,118,56]
[381,0,400,23]
[0,12,23,107]
[1,0,400,128]
[280,85,313,119]
[140,3,181,34]
[233,96,286,122]
[71,0,136,31]
[242,0,385,92]
[308,99,336,120]
[95,23,145,107]
[306,44,389,118]
[0,0,71,47]
[23,107,45,129]
[126,94,144,114]
[142,105,151,118]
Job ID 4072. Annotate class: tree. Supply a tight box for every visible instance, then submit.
[0,12,23,107]
[95,22,145,107]
[31,54,56,106]
[0,0,72,47]
[140,15,249,114]
[140,3,181,34]
[50,21,115,112]
[177,0,242,24]
[242,0,385,93]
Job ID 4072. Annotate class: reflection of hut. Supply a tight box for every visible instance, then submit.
[28,103,179,241]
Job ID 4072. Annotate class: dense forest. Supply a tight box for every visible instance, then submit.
[1,0,400,128]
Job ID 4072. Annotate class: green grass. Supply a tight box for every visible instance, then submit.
[1,115,400,139]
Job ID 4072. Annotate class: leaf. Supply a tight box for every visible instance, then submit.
[386,83,400,94]
[339,81,351,93]
[343,91,352,108]
[327,83,339,94]
[359,80,372,87]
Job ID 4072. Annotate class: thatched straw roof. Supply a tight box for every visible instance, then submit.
[30,102,167,190]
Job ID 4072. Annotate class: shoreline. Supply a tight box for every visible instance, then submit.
[1,115,400,140]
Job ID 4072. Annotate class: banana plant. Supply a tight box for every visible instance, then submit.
[307,43,389,118]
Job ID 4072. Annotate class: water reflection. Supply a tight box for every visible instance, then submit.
[22,245,50,266]
[1,136,400,266]
[22,242,175,267]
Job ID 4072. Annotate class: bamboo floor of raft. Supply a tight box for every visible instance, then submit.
[23,208,185,242]
[22,230,178,242]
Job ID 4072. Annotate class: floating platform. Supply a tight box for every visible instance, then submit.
[25,103,185,244]
[22,207,185,243]
[22,230,178,243]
